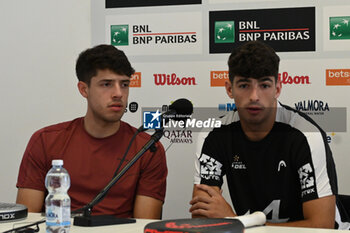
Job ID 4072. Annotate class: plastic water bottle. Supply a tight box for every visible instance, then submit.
[45,160,71,233]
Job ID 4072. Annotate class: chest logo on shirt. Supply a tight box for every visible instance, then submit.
[298,163,315,197]
[231,155,246,170]
[199,154,223,181]
[278,160,287,172]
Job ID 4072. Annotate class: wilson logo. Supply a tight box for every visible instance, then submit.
[154,73,197,86]
[278,72,311,84]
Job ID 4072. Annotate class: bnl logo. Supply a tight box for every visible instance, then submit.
[215,21,235,43]
[218,103,236,111]
[111,25,129,46]
[143,110,162,129]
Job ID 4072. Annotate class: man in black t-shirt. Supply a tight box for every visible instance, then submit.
[190,41,349,229]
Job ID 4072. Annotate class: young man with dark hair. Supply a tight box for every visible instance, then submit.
[190,41,349,229]
[16,44,167,219]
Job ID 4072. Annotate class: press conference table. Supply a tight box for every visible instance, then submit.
[0,213,348,233]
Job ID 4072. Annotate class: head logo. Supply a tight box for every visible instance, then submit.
[130,72,141,87]
[154,73,197,86]
[326,69,350,85]
[111,25,129,46]
[143,110,161,129]
[215,21,235,43]
[210,71,229,87]
[278,72,311,85]
[329,17,350,40]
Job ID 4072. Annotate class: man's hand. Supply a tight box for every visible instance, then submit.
[190,184,236,218]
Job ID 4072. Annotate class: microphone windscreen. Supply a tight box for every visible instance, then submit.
[169,98,193,115]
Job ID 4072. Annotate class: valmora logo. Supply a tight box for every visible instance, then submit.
[211,71,229,87]
[111,25,129,46]
[278,72,311,84]
[154,73,197,86]
[329,17,350,40]
[326,69,350,85]
[294,100,329,115]
[130,72,141,87]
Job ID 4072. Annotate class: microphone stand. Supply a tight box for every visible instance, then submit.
[73,128,164,227]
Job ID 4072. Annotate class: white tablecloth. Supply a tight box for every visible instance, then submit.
[0,213,347,233]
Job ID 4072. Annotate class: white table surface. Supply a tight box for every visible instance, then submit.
[0,213,348,233]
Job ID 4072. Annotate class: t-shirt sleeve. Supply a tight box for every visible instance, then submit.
[194,130,225,188]
[16,130,49,192]
[136,141,167,202]
[294,131,335,203]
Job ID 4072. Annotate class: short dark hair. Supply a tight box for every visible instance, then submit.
[75,44,135,85]
[228,41,280,83]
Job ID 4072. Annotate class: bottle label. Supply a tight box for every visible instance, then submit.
[46,206,71,226]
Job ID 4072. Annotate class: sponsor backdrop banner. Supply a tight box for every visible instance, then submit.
[106,0,202,8]
[209,7,315,53]
[323,5,350,51]
[92,1,350,219]
[106,12,202,55]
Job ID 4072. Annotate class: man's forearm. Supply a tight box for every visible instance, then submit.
[266,219,334,229]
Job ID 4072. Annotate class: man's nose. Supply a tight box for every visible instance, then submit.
[112,84,122,99]
[249,86,259,102]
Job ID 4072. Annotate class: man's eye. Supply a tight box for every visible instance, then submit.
[122,82,130,87]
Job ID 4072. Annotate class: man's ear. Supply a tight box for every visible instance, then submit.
[225,80,234,99]
[275,79,282,99]
[77,81,88,98]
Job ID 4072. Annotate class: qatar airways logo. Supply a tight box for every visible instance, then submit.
[154,73,197,86]
[278,72,311,84]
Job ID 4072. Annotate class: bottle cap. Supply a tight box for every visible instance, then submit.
[52,159,63,166]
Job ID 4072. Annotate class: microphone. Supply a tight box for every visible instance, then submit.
[139,98,193,132]
[162,98,193,126]
[165,98,193,116]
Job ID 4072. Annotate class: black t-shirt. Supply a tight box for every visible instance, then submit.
[194,103,341,224]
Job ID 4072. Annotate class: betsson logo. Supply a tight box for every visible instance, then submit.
[211,71,229,87]
[326,69,350,86]
[154,73,197,86]
[278,72,310,84]
[130,72,141,87]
